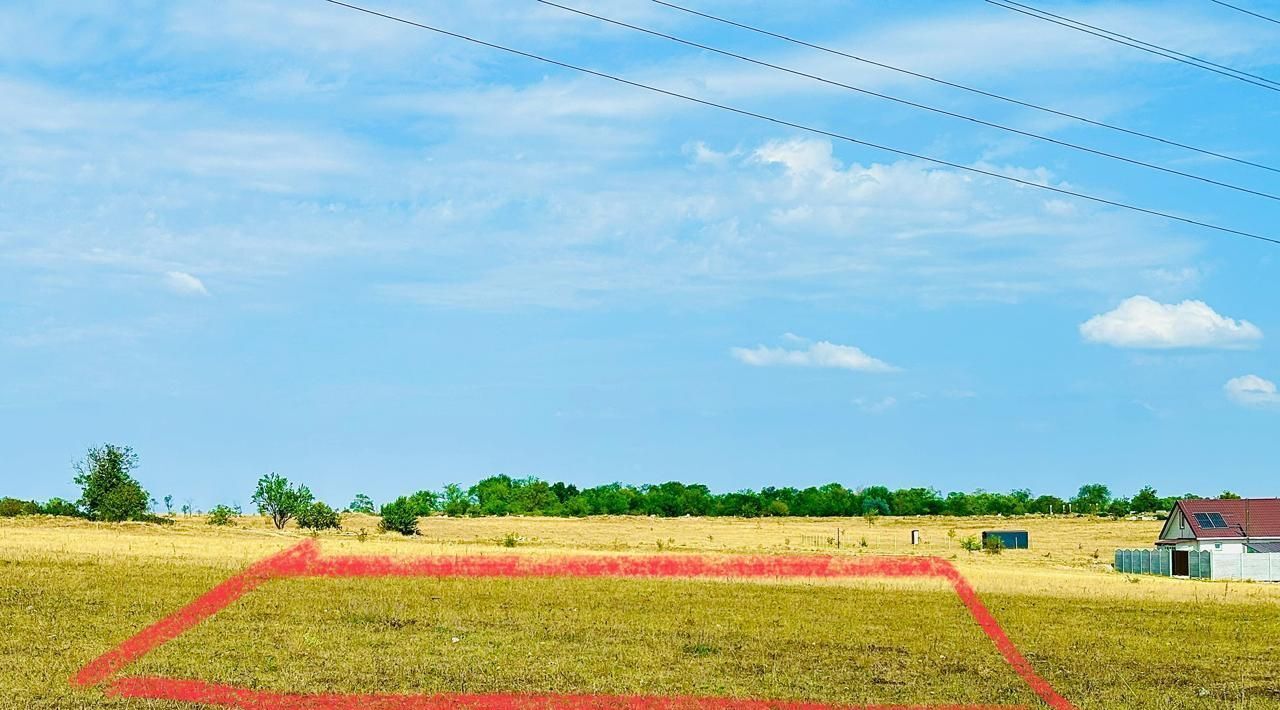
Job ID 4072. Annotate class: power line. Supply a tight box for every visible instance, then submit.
[319,0,1280,246]
[1209,0,1280,25]
[987,0,1280,92]
[533,0,1280,203]
[651,0,1280,175]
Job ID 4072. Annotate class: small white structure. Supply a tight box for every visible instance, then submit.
[1155,498,1280,581]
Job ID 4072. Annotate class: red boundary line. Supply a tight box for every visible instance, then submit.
[71,539,1075,710]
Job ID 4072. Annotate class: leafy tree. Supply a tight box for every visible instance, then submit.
[297,501,341,531]
[1106,497,1131,519]
[1130,486,1163,513]
[442,483,472,517]
[162,494,174,515]
[407,490,439,516]
[1219,490,1242,500]
[74,444,152,522]
[250,473,313,530]
[348,493,376,514]
[959,535,981,553]
[380,496,419,535]
[1071,483,1112,515]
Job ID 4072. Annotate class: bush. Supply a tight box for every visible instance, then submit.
[0,498,40,517]
[379,496,419,536]
[207,504,240,526]
[348,493,376,514]
[959,535,981,553]
[983,535,1005,555]
[297,502,341,531]
[40,498,82,517]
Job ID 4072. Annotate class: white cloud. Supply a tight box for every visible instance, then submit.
[1080,296,1262,349]
[1224,375,1280,408]
[164,271,209,296]
[855,396,898,414]
[731,338,899,373]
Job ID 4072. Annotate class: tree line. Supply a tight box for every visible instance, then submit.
[0,444,1241,536]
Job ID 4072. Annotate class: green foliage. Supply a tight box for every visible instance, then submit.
[348,493,376,514]
[406,490,440,516]
[1072,483,1112,515]
[959,535,981,553]
[379,496,419,535]
[251,473,313,530]
[442,483,472,517]
[73,444,152,522]
[1219,490,1242,500]
[207,504,240,526]
[502,532,520,548]
[0,498,41,517]
[982,535,1005,555]
[40,498,82,517]
[297,502,342,531]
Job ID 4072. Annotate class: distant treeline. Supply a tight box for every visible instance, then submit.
[1,443,1241,527]
[369,475,1232,521]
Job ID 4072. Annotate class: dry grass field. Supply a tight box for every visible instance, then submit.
[2,513,1279,709]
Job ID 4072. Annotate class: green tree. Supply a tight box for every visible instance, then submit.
[0,498,40,517]
[251,473,313,530]
[1219,490,1242,500]
[207,504,240,526]
[1071,483,1112,515]
[407,490,440,516]
[442,483,472,517]
[40,497,82,517]
[348,493,376,514]
[1130,486,1163,513]
[380,496,419,535]
[74,444,151,522]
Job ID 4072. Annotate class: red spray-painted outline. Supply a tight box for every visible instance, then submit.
[72,539,1075,710]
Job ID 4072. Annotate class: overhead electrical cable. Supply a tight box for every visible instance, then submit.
[649,0,1280,175]
[319,0,1280,246]
[533,0,1280,202]
[1208,0,1280,25]
[986,0,1280,92]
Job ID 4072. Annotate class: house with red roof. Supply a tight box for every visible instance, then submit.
[1156,498,1280,576]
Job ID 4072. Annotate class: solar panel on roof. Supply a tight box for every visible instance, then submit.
[1193,512,1214,528]
[1207,512,1227,528]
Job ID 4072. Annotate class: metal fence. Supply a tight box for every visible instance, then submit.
[1114,548,1211,578]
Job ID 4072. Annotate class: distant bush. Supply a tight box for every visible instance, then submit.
[379,496,419,536]
[983,535,1005,555]
[959,535,981,554]
[207,504,240,526]
[297,502,341,531]
[0,498,41,517]
[348,493,376,514]
[40,498,82,517]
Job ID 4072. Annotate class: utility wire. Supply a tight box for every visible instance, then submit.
[651,0,1280,175]
[987,0,1280,91]
[320,0,1280,246]
[534,0,1280,203]
[1209,0,1280,25]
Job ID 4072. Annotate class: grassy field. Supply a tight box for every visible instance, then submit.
[2,513,1279,709]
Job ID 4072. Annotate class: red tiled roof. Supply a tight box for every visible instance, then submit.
[1176,498,1280,539]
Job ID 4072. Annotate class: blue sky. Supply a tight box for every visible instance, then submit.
[2,0,1278,508]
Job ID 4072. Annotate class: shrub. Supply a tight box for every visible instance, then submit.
[74,444,152,522]
[40,498,82,517]
[297,502,341,531]
[983,535,1005,555]
[207,504,240,526]
[0,498,40,517]
[959,535,981,553]
[502,532,519,548]
[379,496,419,536]
[251,473,314,530]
